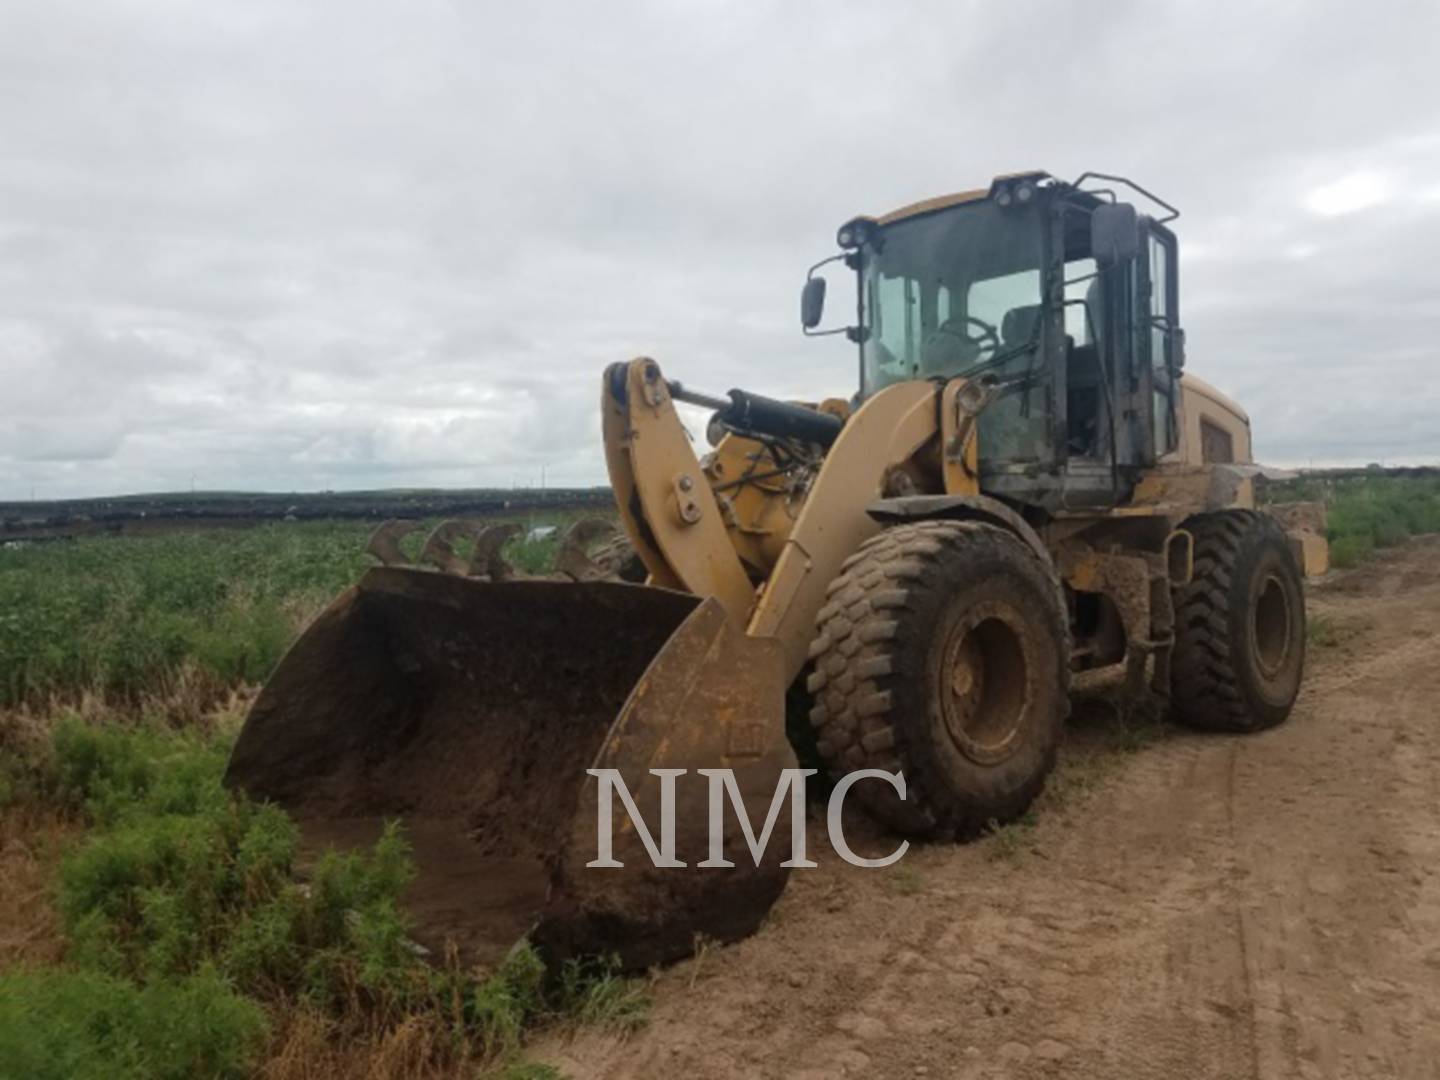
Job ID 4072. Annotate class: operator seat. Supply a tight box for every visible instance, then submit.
[1000,304,1042,349]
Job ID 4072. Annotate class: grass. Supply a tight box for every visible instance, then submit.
[1307,613,1346,649]
[0,967,268,1080]
[1264,474,1440,570]
[1305,611,1372,652]
[0,803,73,972]
[0,514,593,710]
[0,523,369,709]
[552,955,652,1030]
[0,512,630,1076]
[983,812,1038,862]
[1017,687,1171,840]
[0,712,648,1078]
[687,934,718,990]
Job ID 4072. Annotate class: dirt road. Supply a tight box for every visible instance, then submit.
[541,536,1440,1080]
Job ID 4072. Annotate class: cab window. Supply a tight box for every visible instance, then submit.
[1149,234,1177,456]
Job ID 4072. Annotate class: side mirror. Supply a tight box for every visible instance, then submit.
[1091,202,1140,266]
[801,276,827,330]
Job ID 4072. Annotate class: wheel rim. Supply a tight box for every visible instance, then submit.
[938,602,1030,766]
[1252,572,1293,679]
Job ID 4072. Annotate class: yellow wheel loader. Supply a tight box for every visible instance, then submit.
[225,171,1321,970]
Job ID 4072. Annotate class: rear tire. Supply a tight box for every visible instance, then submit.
[807,521,1069,840]
[1171,510,1306,732]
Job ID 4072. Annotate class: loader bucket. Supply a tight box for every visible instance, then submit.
[223,566,796,970]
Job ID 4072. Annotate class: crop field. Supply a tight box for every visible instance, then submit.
[0,510,632,1080]
[1,476,1439,1078]
[1260,473,1440,568]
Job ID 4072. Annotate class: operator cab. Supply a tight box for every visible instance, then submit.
[801,171,1184,514]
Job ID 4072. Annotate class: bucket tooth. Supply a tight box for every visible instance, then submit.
[420,520,484,576]
[367,520,422,566]
[553,517,621,581]
[469,523,520,580]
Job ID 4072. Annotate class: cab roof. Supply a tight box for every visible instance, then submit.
[870,171,1052,226]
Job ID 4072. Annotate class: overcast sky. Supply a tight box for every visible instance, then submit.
[2,0,1438,499]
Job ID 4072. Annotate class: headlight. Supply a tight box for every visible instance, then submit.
[836,218,870,250]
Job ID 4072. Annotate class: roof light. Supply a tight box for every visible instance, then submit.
[835,217,875,250]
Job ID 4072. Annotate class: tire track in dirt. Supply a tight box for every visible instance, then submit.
[541,537,1440,1080]
[1223,567,1440,1079]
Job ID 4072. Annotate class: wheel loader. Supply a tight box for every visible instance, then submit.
[225,170,1321,971]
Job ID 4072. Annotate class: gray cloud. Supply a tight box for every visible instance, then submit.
[2,0,1439,499]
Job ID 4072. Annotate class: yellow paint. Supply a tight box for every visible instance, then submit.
[872,171,1049,226]
[1294,533,1330,578]
[603,358,755,625]
[940,378,982,497]
[702,431,798,575]
[748,380,940,683]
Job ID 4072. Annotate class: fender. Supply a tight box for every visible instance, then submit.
[866,493,1054,571]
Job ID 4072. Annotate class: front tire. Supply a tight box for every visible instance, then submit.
[807,521,1069,840]
[1171,510,1306,732]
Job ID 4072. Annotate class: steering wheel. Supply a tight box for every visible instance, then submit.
[922,315,1001,370]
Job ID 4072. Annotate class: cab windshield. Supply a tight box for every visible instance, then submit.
[860,199,1049,462]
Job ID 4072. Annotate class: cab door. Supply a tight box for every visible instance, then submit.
[1141,224,1181,459]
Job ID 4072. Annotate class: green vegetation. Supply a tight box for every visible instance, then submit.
[0,523,371,707]
[7,475,1430,710]
[0,715,647,1077]
[1265,475,1440,569]
[1307,613,1342,649]
[0,515,590,708]
[504,526,569,576]
[0,968,267,1080]
[1,472,1426,1073]
[0,513,633,1074]
[983,811,1039,862]
[1306,612,1370,651]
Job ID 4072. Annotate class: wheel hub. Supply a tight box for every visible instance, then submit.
[939,602,1030,766]
[1252,571,1293,679]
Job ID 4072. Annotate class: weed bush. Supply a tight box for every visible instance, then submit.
[1265,475,1440,570]
[0,968,267,1080]
[1,717,647,1075]
[552,954,652,1031]
[44,716,232,821]
[1329,533,1374,570]
[46,718,432,1011]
